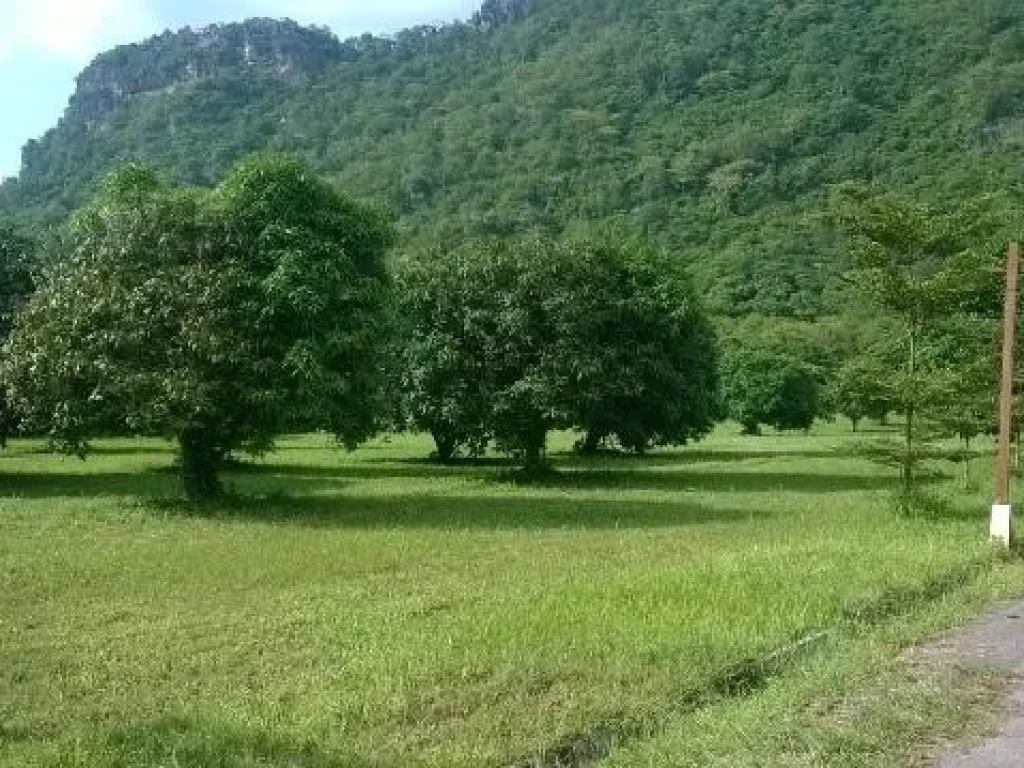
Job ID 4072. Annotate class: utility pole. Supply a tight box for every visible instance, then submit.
[992,241,1019,547]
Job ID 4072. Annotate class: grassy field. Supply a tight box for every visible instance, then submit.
[2,425,1023,767]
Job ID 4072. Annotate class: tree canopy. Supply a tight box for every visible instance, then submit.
[395,236,720,465]
[5,156,392,498]
[719,317,832,435]
[831,185,1013,496]
[548,240,719,454]
[0,224,36,445]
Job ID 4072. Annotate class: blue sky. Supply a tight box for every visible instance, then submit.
[0,0,481,179]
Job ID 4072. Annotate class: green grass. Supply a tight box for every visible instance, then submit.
[1,425,1022,767]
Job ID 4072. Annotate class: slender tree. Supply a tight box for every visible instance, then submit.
[832,184,1005,496]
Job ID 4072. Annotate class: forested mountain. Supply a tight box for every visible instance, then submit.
[1,0,1022,316]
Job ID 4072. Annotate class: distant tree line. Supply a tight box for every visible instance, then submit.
[0,158,1016,501]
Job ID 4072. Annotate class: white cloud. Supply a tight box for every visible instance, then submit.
[0,0,157,64]
[0,0,483,66]
[0,0,483,67]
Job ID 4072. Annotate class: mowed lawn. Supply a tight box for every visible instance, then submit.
[1,427,1021,767]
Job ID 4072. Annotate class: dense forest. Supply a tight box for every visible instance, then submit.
[0,0,1023,316]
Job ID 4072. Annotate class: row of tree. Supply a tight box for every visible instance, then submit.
[0,157,1016,500]
[0,156,724,497]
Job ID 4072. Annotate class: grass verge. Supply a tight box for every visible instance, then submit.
[1,425,1022,766]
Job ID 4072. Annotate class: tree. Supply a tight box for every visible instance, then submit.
[924,315,1000,488]
[393,245,496,462]
[820,315,900,431]
[5,157,392,499]
[0,224,36,445]
[397,236,722,466]
[395,239,558,468]
[721,348,820,435]
[470,239,560,471]
[548,239,720,454]
[0,225,36,335]
[826,345,895,432]
[832,183,1006,496]
[719,317,826,435]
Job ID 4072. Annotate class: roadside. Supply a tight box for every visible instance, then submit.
[602,555,1024,768]
[915,600,1024,767]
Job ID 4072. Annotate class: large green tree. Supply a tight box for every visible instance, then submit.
[5,156,391,499]
[721,348,821,435]
[393,244,497,462]
[397,236,721,465]
[482,239,562,470]
[549,240,720,454]
[396,239,560,469]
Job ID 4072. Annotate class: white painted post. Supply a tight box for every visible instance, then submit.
[991,503,1013,546]
[992,242,1019,548]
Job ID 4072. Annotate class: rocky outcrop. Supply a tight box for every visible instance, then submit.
[68,19,349,127]
[473,0,532,28]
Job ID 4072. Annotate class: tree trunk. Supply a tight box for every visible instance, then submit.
[431,429,457,464]
[579,431,604,455]
[179,428,222,501]
[902,327,917,496]
[521,426,549,475]
[902,407,914,494]
[523,446,542,472]
[962,436,972,491]
[851,417,860,433]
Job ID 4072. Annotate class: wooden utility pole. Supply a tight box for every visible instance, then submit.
[992,241,1020,546]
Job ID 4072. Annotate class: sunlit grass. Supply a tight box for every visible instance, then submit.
[1,424,1021,766]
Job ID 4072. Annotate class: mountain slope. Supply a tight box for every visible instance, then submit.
[1,0,1022,316]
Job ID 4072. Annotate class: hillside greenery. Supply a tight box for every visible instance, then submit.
[1,0,1023,316]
